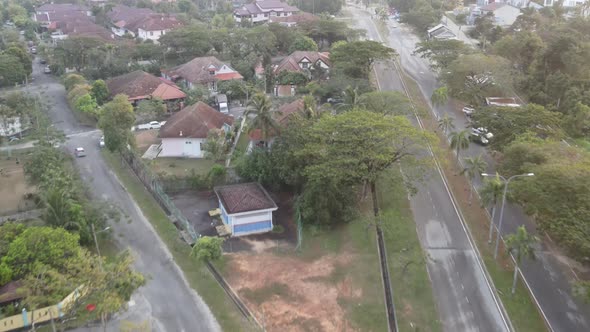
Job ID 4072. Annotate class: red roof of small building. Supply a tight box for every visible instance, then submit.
[214,182,277,214]
[160,102,234,139]
[215,72,244,81]
[0,280,24,305]
[249,99,304,141]
[106,70,185,101]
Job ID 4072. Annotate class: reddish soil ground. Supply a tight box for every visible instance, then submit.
[225,251,361,332]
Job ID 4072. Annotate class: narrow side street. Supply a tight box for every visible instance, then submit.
[17,56,220,332]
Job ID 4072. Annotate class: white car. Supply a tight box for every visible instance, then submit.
[99,136,105,148]
[74,147,86,157]
[148,121,161,129]
[462,106,475,116]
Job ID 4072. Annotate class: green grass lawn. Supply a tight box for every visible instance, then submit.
[148,157,219,177]
[102,151,257,331]
[295,168,440,332]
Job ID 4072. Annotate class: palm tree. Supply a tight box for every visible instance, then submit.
[461,154,487,205]
[449,130,470,165]
[337,85,361,111]
[302,94,321,120]
[480,174,504,244]
[245,93,280,147]
[506,226,538,294]
[438,114,455,135]
[431,86,448,108]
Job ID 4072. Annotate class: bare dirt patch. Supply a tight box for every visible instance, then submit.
[226,251,360,332]
[0,157,35,214]
[134,129,160,154]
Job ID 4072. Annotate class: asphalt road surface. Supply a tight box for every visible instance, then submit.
[346,5,510,331]
[358,5,590,331]
[16,56,220,332]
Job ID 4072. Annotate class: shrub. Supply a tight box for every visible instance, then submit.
[190,236,224,261]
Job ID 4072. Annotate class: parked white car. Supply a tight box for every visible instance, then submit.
[99,136,105,148]
[134,121,164,131]
[462,106,475,117]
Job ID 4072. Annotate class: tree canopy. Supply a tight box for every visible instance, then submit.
[98,94,136,153]
[331,41,397,79]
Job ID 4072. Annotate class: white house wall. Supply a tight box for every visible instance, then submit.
[159,137,204,158]
[138,28,166,42]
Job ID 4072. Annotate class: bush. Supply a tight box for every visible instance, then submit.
[63,74,87,91]
[190,236,224,261]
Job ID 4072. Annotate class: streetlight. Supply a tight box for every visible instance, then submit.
[481,172,534,259]
[91,224,111,270]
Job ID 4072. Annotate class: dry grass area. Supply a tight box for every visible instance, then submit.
[134,129,160,154]
[0,155,35,214]
[227,251,360,331]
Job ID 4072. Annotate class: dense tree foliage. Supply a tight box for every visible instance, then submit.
[499,138,590,259]
[99,94,136,153]
[331,40,397,79]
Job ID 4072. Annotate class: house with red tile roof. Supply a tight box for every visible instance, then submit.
[214,182,278,236]
[106,71,186,108]
[107,5,154,37]
[272,51,330,96]
[131,14,183,43]
[234,0,299,23]
[162,56,243,92]
[158,102,234,158]
[248,98,304,150]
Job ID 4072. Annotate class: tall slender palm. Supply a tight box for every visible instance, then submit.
[461,154,487,205]
[480,174,504,244]
[337,85,361,112]
[506,226,538,294]
[449,130,470,165]
[431,86,448,108]
[245,93,280,147]
[302,94,321,120]
[438,114,455,135]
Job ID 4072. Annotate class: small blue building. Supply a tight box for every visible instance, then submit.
[214,182,278,237]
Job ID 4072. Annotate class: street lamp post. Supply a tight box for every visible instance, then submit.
[91,224,111,270]
[482,172,534,259]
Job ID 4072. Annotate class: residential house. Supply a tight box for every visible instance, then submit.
[106,70,186,109]
[427,24,457,40]
[132,14,184,42]
[158,102,234,158]
[162,56,243,92]
[248,98,304,149]
[479,3,522,26]
[273,51,330,96]
[234,0,299,23]
[214,182,278,237]
[268,11,318,27]
[107,5,154,37]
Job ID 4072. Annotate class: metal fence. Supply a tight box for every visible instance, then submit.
[122,152,198,241]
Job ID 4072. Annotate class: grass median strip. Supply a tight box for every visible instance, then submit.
[399,71,547,332]
[102,151,256,331]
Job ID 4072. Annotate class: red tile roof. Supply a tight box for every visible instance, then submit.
[215,72,244,81]
[274,51,330,74]
[160,102,234,139]
[163,56,242,85]
[106,71,185,101]
[0,280,24,305]
[129,14,183,32]
[249,99,304,141]
[215,182,277,214]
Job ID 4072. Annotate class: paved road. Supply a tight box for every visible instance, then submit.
[16,57,220,332]
[358,5,590,332]
[348,5,510,331]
